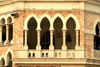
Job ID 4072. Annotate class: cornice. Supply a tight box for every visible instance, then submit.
[0,0,87,6]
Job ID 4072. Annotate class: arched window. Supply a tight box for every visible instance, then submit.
[7,52,12,67]
[94,24,100,50]
[53,17,63,49]
[27,17,37,49]
[0,58,5,67]
[66,17,76,49]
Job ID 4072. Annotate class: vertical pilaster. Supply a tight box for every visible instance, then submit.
[0,25,3,46]
[61,29,67,58]
[49,30,54,57]
[24,30,28,49]
[4,24,9,45]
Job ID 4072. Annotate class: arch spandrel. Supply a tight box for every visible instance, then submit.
[65,14,80,30]
[24,14,39,30]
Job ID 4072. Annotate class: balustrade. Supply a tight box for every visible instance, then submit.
[28,49,78,58]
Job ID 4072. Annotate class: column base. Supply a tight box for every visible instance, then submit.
[23,45,28,49]
[10,40,13,45]
[4,40,10,46]
[36,45,41,50]
[75,46,80,50]
[49,45,54,50]
[62,46,67,50]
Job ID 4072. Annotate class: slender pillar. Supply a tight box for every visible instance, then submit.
[49,30,54,58]
[36,29,41,58]
[24,30,28,49]
[0,25,3,46]
[49,30,54,50]
[4,24,9,45]
[75,29,80,50]
[62,30,67,50]
[61,29,67,58]
[36,30,41,50]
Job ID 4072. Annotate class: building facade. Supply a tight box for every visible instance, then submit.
[0,0,100,67]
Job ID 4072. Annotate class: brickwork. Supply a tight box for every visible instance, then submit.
[85,11,100,30]
[0,10,85,58]
[84,11,100,58]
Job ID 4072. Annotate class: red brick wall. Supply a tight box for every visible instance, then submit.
[84,11,100,58]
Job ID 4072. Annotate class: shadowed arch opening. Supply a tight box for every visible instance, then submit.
[66,17,76,49]
[27,17,37,49]
[0,58,5,67]
[40,17,50,49]
[1,18,6,42]
[94,23,100,50]
[53,17,63,49]
[9,24,13,42]
[7,52,12,67]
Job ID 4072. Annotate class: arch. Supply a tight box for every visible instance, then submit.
[0,58,5,67]
[53,17,63,49]
[52,13,64,29]
[0,15,6,25]
[93,18,100,34]
[65,14,80,29]
[39,14,51,29]
[39,14,51,23]
[6,14,14,24]
[24,14,39,30]
[5,49,13,66]
[0,54,5,62]
[66,17,76,49]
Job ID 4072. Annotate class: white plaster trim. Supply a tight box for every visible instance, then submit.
[65,14,80,29]
[93,18,100,35]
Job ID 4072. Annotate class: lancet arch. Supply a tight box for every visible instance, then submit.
[65,14,80,30]
[24,14,38,30]
[52,14,64,30]
[93,18,100,35]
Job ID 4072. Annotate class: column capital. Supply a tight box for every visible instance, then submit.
[49,29,54,31]
[36,29,41,31]
[75,29,80,31]
[24,29,29,31]
[62,29,67,31]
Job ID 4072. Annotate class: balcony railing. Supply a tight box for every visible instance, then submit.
[28,49,84,58]
[94,50,100,59]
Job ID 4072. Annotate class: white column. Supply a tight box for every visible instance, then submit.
[24,30,28,49]
[61,29,67,58]
[36,29,41,58]
[75,29,80,50]
[36,30,41,50]
[4,24,9,45]
[62,30,67,50]
[49,30,54,50]
[0,25,3,46]
[49,30,54,58]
